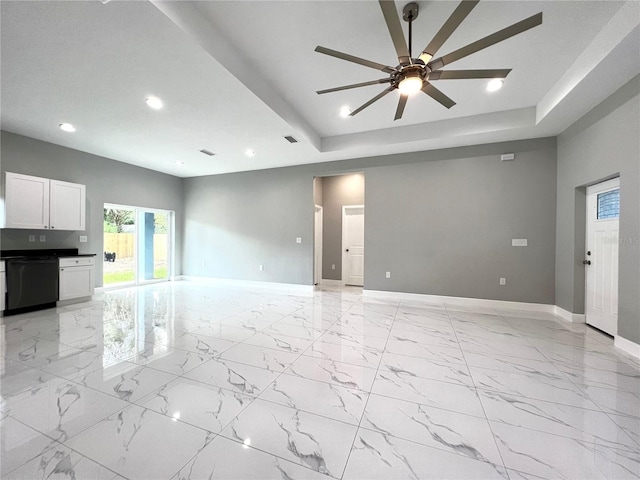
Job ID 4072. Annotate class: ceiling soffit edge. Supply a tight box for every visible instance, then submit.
[321,107,535,152]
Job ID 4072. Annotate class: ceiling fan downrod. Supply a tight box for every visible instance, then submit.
[402,2,419,63]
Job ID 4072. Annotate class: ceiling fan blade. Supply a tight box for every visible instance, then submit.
[421,0,479,60]
[350,86,396,116]
[422,82,456,109]
[378,0,411,65]
[429,12,542,70]
[315,46,396,74]
[394,94,408,120]
[429,69,511,80]
[316,78,392,95]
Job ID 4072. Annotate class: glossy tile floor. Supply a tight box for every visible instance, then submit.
[2,282,639,479]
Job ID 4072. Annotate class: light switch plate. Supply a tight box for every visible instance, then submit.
[385,272,391,278]
[39,235,46,242]
[28,234,36,242]
[296,237,302,244]
[512,239,528,247]
[500,277,507,285]
[79,235,88,243]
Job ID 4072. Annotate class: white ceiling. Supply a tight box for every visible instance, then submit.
[1,1,638,178]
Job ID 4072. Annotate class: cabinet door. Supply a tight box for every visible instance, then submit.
[59,265,95,301]
[3,172,50,229]
[50,179,86,231]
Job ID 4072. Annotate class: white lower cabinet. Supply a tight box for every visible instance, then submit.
[59,257,95,301]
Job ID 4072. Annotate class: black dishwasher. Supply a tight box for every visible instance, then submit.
[5,256,59,313]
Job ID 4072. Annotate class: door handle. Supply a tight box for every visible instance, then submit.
[583,260,591,265]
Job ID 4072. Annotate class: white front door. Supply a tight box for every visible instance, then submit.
[343,206,364,286]
[585,178,620,336]
[314,205,323,285]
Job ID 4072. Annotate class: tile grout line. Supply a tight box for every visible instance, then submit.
[338,298,402,480]
[446,304,511,476]
[4,412,132,480]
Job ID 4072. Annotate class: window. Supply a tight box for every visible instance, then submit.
[597,189,620,219]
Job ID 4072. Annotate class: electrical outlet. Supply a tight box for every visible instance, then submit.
[39,235,46,242]
[201,262,206,268]
[296,237,302,244]
[512,239,528,247]
[385,271,391,279]
[331,264,335,270]
[259,265,264,271]
[79,235,88,243]
[28,234,36,242]
[500,277,506,286]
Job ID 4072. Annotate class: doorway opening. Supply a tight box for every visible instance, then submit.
[103,204,174,287]
[313,173,365,287]
[585,177,620,336]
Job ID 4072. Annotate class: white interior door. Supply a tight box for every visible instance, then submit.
[314,205,323,285]
[585,178,620,336]
[343,206,364,286]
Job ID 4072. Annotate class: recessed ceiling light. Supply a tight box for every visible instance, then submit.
[59,123,76,133]
[145,96,164,110]
[486,79,504,92]
[339,106,351,118]
[245,149,255,158]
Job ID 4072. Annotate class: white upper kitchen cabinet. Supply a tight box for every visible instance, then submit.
[2,172,86,230]
[3,172,50,229]
[50,179,86,231]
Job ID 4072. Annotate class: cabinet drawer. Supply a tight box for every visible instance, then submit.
[59,257,95,267]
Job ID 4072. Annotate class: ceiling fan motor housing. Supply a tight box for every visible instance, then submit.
[394,64,427,87]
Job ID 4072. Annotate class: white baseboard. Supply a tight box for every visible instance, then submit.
[363,290,554,313]
[319,279,344,287]
[178,275,314,295]
[553,306,586,323]
[615,335,640,360]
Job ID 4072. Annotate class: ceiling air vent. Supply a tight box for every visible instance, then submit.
[199,149,216,156]
[283,135,299,144]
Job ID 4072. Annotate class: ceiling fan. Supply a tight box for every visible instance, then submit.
[315,0,542,120]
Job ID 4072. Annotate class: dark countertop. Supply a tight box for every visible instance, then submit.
[1,248,97,260]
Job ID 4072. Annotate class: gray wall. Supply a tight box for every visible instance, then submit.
[182,168,313,284]
[183,137,557,304]
[313,177,323,207]
[556,76,640,343]
[319,173,365,281]
[0,131,184,287]
[364,141,557,303]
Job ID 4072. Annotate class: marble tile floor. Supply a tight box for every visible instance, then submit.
[1,281,639,479]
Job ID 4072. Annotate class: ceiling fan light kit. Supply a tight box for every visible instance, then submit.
[315,0,542,120]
